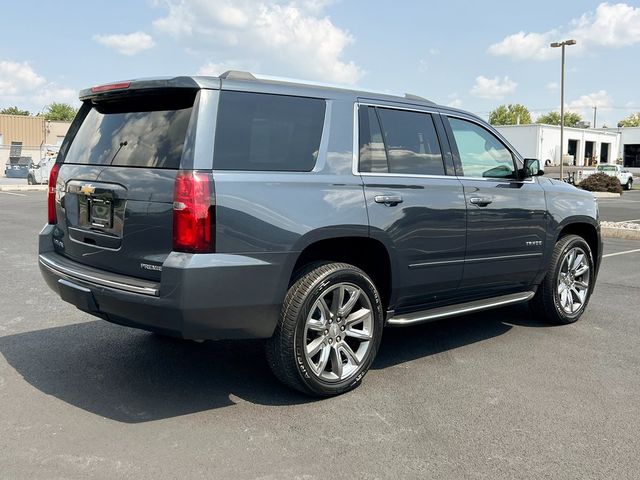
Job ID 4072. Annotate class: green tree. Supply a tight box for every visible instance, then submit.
[489,104,532,125]
[42,102,78,121]
[617,112,640,128]
[536,111,583,127]
[0,106,31,116]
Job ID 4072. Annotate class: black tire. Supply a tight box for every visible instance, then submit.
[266,262,384,397]
[27,175,34,185]
[530,234,595,325]
[626,179,633,191]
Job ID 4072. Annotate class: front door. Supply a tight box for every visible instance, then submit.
[357,103,467,309]
[443,115,547,297]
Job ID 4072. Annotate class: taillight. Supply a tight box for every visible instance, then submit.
[47,162,61,224]
[172,171,214,253]
[90,81,131,93]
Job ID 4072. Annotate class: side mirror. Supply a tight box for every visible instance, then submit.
[522,158,543,178]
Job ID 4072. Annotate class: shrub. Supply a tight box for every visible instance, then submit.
[579,172,623,194]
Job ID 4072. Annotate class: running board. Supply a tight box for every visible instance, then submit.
[387,291,535,327]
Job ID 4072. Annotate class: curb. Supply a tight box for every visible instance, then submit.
[601,227,640,241]
[591,191,621,198]
[0,185,48,192]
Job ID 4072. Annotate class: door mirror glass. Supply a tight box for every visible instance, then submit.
[523,158,543,177]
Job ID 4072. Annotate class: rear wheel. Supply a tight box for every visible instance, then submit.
[266,262,383,396]
[531,234,594,325]
[27,175,34,185]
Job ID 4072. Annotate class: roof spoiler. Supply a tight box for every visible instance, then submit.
[79,76,203,101]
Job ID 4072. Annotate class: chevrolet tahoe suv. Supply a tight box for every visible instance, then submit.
[39,71,602,396]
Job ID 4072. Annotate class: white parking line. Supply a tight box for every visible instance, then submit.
[621,219,640,223]
[603,248,640,258]
[0,191,26,196]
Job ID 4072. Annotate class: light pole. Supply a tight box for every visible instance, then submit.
[550,39,576,182]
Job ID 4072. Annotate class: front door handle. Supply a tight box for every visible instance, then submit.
[374,195,403,207]
[469,196,493,207]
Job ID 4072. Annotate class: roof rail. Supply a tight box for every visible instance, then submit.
[219,70,256,80]
[404,93,435,105]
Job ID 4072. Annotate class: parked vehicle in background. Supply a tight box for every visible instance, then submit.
[39,71,603,397]
[27,154,57,185]
[4,157,33,178]
[578,164,634,190]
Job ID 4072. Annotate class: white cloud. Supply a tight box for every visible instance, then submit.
[152,0,362,84]
[567,90,612,111]
[446,92,462,108]
[0,61,46,95]
[488,2,640,61]
[93,32,155,56]
[488,31,558,61]
[546,82,559,91]
[0,59,77,112]
[571,3,640,47]
[470,76,517,99]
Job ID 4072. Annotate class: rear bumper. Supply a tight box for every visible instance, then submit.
[38,225,292,340]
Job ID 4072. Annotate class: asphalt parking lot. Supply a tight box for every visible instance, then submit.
[1,191,639,479]
[597,189,640,222]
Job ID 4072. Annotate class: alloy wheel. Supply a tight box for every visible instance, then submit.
[303,282,373,382]
[556,246,590,315]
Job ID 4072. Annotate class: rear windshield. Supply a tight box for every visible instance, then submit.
[63,93,195,169]
[214,91,325,171]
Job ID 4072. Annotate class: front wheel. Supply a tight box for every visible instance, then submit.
[626,178,633,191]
[531,235,594,325]
[266,262,384,396]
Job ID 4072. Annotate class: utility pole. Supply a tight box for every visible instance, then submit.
[550,39,577,182]
[593,106,597,129]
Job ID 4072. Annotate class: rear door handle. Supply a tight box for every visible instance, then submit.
[469,196,493,207]
[374,195,403,206]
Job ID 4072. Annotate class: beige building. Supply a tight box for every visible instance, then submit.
[0,114,71,171]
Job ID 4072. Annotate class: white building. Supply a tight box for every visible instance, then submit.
[495,124,620,167]
[618,127,640,168]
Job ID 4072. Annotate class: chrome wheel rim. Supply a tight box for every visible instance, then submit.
[557,247,590,315]
[303,282,373,382]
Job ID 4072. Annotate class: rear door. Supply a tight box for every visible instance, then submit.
[442,114,547,295]
[52,87,200,281]
[358,102,467,309]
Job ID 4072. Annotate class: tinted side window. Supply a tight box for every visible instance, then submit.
[448,118,515,178]
[376,108,445,175]
[358,106,387,172]
[214,91,325,171]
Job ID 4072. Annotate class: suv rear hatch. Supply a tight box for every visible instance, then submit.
[51,80,203,282]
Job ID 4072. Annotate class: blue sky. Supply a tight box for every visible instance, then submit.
[1,0,638,126]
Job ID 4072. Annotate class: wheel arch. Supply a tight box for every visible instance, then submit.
[289,232,397,313]
[555,219,601,276]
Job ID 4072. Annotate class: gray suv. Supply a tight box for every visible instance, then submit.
[39,71,602,396]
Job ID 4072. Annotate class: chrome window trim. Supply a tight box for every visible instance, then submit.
[352,102,535,183]
[409,252,542,269]
[352,101,447,179]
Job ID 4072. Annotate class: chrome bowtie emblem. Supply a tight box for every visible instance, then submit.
[80,184,95,195]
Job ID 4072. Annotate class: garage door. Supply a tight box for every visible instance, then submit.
[624,144,640,168]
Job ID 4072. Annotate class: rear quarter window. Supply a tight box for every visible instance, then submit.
[214,91,325,172]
